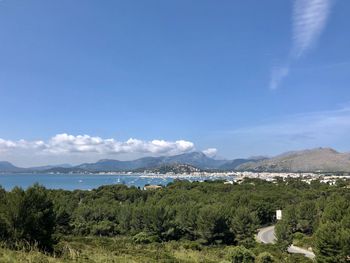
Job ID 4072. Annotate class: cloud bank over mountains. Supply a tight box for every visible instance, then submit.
[202,148,218,158]
[0,134,195,155]
[0,134,200,165]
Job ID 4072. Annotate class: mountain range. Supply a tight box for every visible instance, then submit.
[236,147,350,172]
[1,148,350,173]
[0,152,258,173]
[0,161,25,173]
[77,152,229,171]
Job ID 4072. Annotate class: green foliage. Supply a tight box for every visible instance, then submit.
[230,207,259,247]
[132,231,159,244]
[47,179,305,245]
[91,220,116,236]
[4,184,55,251]
[0,187,8,239]
[256,252,275,263]
[196,204,234,244]
[0,178,349,262]
[315,222,350,262]
[275,221,293,251]
[181,240,203,250]
[227,246,255,263]
[293,232,314,249]
[295,201,318,234]
[275,200,318,251]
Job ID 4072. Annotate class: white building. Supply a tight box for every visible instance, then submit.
[276,210,282,220]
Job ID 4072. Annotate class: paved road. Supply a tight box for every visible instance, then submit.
[256,226,315,260]
[256,225,276,244]
[288,245,315,259]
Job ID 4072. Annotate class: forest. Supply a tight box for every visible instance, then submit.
[0,177,349,262]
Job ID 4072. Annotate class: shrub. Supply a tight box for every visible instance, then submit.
[256,252,274,263]
[226,246,255,263]
[132,232,159,244]
[91,220,116,236]
[181,240,202,251]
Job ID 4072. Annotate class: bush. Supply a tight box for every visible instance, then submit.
[226,246,255,263]
[293,232,313,249]
[181,240,202,251]
[91,220,116,236]
[132,232,159,244]
[0,215,9,239]
[256,252,274,263]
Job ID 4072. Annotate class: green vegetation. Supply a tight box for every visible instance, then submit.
[228,246,255,263]
[275,179,350,262]
[0,178,349,262]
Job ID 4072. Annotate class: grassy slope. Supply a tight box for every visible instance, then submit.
[0,236,312,263]
[0,237,227,263]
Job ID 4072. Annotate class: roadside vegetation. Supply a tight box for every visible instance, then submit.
[0,178,349,262]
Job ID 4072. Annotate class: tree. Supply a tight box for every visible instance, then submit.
[275,221,293,251]
[0,187,9,239]
[230,208,259,247]
[174,202,199,240]
[196,205,234,245]
[315,222,349,263]
[5,185,56,251]
[295,201,317,234]
[0,214,9,239]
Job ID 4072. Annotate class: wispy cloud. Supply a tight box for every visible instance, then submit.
[269,0,333,89]
[293,0,332,57]
[269,66,290,90]
[229,105,350,151]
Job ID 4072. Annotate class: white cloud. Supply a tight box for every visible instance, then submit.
[269,66,289,90]
[207,105,350,159]
[0,138,46,152]
[202,148,218,157]
[0,133,195,157]
[293,0,332,57]
[269,0,333,89]
[229,105,350,149]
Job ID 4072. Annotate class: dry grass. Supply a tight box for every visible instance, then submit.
[0,237,228,263]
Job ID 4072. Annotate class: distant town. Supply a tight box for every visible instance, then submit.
[94,170,350,185]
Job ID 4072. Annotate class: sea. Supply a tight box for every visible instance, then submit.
[0,173,235,191]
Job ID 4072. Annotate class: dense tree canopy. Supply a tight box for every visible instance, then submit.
[0,184,55,251]
[0,177,349,262]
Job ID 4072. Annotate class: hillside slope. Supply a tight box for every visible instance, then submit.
[237,148,350,172]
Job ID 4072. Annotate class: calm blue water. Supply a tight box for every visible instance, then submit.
[0,173,234,191]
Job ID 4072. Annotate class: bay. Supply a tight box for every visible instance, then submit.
[0,173,234,191]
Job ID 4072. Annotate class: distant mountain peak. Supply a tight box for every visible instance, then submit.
[238,147,350,172]
[0,161,23,172]
[316,147,338,153]
[1,147,348,173]
[181,151,208,158]
[0,161,18,168]
[0,161,15,166]
[96,159,120,163]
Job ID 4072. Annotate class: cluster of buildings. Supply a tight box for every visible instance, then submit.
[140,170,350,186]
[138,171,350,191]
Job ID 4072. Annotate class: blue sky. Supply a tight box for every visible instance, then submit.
[0,0,349,166]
